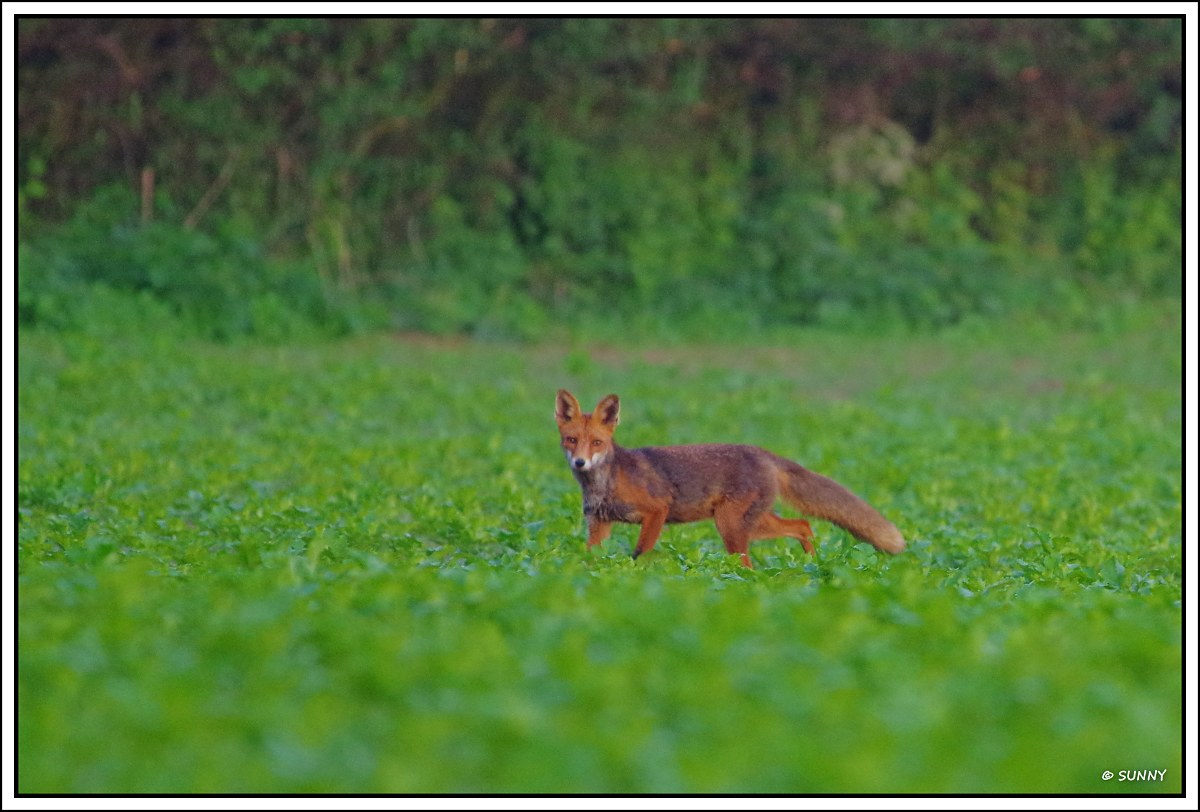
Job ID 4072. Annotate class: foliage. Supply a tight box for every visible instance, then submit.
[16,311,1182,793]
[16,18,1182,337]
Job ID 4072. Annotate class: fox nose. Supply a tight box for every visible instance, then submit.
[573,458,586,469]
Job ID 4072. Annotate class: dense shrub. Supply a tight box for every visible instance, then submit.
[16,18,1182,338]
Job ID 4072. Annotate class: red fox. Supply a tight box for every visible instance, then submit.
[554,389,905,567]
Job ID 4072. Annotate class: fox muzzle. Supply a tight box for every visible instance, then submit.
[567,450,607,472]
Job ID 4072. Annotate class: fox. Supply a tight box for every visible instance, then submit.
[554,389,905,567]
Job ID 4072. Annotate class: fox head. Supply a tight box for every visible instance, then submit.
[555,389,619,473]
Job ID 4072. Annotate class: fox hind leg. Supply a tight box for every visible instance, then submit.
[713,501,757,568]
[749,512,816,555]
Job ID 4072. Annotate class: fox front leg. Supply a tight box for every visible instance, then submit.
[586,517,612,548]
[631,507,668,560]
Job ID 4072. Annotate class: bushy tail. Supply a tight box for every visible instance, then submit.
[775,458,905,554]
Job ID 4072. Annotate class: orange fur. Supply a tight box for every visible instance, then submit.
[554,389,904,567]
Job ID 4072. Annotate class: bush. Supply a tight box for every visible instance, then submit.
[17,184,376,341]
[16,19,1181,340]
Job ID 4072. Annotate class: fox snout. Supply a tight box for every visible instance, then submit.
[566,449,605,471]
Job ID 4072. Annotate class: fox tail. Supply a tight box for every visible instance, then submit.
[776,459,905,554]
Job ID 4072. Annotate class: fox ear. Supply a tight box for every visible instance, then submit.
[595,394,620,428]
[555,389,581,424]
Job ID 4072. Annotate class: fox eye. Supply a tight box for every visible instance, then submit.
[564,436,576,445]
[591,439,603,448]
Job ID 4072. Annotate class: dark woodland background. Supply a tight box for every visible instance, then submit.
[16,17,1182,340]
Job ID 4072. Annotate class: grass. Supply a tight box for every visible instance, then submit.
[16,308,1182,795]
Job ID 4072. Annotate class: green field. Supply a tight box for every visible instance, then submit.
[16,310,1182,795]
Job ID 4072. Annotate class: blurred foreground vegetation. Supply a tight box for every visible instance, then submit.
[17,17,1182,340]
